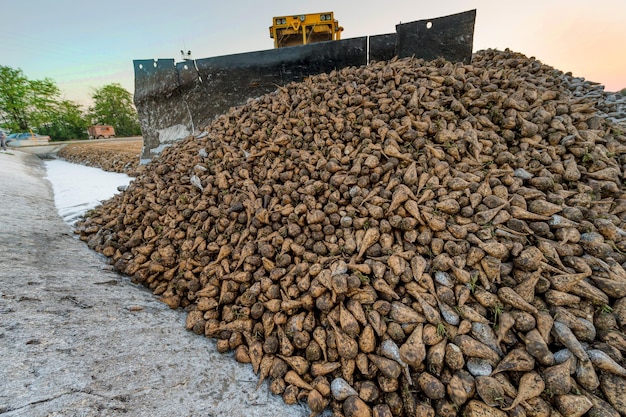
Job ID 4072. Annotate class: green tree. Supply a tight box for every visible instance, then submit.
[0,66,34,131]
[0,65,88,140]
[27,78,62,129]
[89,83,141,137]
[39,100,89,140]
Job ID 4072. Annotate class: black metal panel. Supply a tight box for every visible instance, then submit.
[134,59,189,160]
[133,59,178,102]
[397,9,476,64]
[134,11,476,160]
[369,33,397,63]
[189,37,368,124]
[134,39,369,159]
[187,37,368,139]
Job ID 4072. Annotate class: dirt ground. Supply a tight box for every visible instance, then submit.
[57,139,144,176]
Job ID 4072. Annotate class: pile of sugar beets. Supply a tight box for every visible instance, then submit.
[76,49,626,417]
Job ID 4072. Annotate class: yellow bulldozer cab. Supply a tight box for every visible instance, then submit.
[269,12,343,48]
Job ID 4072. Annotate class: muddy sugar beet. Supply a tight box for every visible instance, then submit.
[75,49,626,417]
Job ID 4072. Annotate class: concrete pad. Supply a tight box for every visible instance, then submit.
[0,149,311,416]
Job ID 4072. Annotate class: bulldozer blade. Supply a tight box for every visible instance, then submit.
[134,9,475,161]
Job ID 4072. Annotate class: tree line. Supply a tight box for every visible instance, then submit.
[0,65,141,140]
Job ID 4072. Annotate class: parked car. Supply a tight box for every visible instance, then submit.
[6,132,51,146]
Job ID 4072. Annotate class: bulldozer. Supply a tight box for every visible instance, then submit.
[270,12,343,48]
[133,10,476,162]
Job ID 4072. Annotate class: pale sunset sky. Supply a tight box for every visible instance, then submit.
[1,0,624,106]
